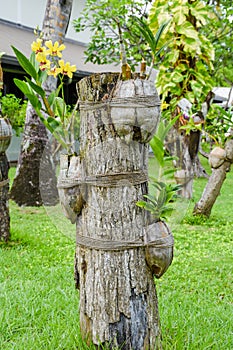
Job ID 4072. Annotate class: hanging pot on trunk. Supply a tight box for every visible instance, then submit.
[0,118,12,153]
[144,220,174,278]
[57,154,84,224]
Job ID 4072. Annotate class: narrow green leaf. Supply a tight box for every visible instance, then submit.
[136,201,147,208]
[150,135,164,166]
[12,46,38,81]
[47,116,61,130]
[38,69,48,84]
[14,78,41,110]
[25,77,45,98]
[48,91,56,106]
[14,79,32,96]
[53,97,67,122]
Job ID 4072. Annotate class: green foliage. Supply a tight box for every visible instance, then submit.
[149,117,178,167]
[179,115,203,135]
[137,180,180,220]
[0,92,27,136]
[133,16,171,77]
[137,117,180,220]
[204,104,233,146]
[149,0,215,116]
[202,0,233,86]
[73,0,153,69]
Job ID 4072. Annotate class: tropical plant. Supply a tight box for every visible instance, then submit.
[149,116,179,169]
[137,117,181,220]
[73,0,171,79]
[132,16,170,78]
[137,180,180,220]
[0,92,27,136]
[203,0,233,86]
[204,104,233,146]
[12,40,77,154]
[73,0,152,70]
[148,0,215,117]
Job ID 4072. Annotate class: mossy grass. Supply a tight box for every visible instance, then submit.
[0,160,232,349]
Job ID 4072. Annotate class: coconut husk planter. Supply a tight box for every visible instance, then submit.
[58,73,174,349]
[0,118,12,241]
[144,220,174,279]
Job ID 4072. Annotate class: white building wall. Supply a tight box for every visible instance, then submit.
[0,0,90,43]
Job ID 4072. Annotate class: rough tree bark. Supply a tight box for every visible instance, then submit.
[166,126,201,199]
[193,139,233,217]
[0,154,10,241]
[10,0,73,206]
[58,73,174,349]
[0,119,12,242]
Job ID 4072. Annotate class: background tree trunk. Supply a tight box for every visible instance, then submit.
[10,0,73,206]
[0,153,10,241]
[73,73,163,349]
[166,127,201,199]
[193,139,233,217]
[10,108,58,206]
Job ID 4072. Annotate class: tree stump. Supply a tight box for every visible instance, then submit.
[58,73,174,349]
[0,118,12,242]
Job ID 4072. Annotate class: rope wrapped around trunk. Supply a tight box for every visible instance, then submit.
[57,170,148,189]
[76,230,174,251]
[78,95,161,110]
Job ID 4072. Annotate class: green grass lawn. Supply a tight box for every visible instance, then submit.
[0,164,232,349]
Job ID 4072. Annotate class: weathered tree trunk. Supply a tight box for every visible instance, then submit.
[166,127,201,199]
[10,108,58,206]
[10,0,73,206]
[0,154,10,241]
[58,73,172,349]
[0,118,12,242]
[193,140,233,217]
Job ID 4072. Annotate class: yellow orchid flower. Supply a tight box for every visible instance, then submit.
[58,60,76,78]
[47,66,60,78]
[45,40,65,57]
[31,39,45,54]
[36,52,51,71]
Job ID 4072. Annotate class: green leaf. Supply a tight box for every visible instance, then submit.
[38,69,48,84]
[136,200,147,208]
[14,79,32,96]
[13,79,40,110]
[29,52,39,72]
[53,97,67,122]
[172,5,188,26]
[176,22,198,40]
[157,187,167,207]
[25,77,45,98]
[47,116,61,130]
[150,135,164,166]
[143,194,158,207]
[12,46,38,81]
